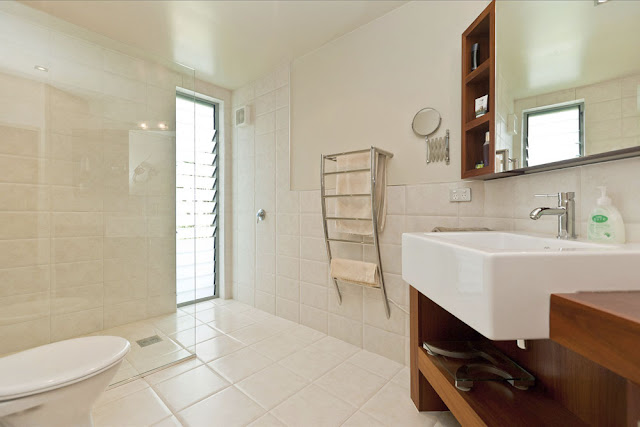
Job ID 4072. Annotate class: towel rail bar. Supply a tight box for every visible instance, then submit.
[322,193,370,198]
[320,146,392,319]
[325,216,371,221]
[322,168,370,175]
[326,238,374,245]
[333,277,380,289]
[323,147,395,160]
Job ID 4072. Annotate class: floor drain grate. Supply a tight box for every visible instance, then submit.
[136,335,163,347]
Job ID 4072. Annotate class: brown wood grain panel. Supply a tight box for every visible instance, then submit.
[494,339,627,426]
[550,292,640,385]
[461,0,495,179]
[417,348,486,427]
[417,347,585,426]
[627,380,640,427]
[410,286,447,411]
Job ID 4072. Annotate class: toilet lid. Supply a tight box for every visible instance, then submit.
[0,336,130,400]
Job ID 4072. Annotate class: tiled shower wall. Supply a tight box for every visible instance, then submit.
[0,8,232,355]
[232,64,640,365]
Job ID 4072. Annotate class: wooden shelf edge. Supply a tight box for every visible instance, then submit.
[464,114,490,132]
[550,292,640,385]
[461,167,493,179]
[464,60,490,84]
[463,169,523,180]
[417,346,586,426]
[417,347,486,426]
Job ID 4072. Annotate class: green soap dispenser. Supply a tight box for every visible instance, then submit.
[587,186,626,244]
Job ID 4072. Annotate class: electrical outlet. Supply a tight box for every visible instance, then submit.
[449,187,472,202]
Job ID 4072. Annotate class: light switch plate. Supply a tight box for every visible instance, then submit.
[449,188,472,202]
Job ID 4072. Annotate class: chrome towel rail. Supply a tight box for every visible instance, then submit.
[323,168,371,175]
[322,193,370,198]
[326,238,374,245]
[320,146,393,319]
[323,147,394,160]
[325,216,372,221]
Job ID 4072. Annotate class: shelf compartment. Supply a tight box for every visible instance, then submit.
[417,346,586,426]
[464,114,490,132]
[464,60,490,85]
[461,0,495,180]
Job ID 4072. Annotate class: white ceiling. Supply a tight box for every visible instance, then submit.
[22,0,406,89]
[497,0,640,100]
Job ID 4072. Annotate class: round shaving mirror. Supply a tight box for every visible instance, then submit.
[412,108,441,137]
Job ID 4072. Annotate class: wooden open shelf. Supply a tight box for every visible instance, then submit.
[464,60,490,85]
[464,114,490,132]
[417,346,585,426]
[461,1,495,180]
[410,287,640,427]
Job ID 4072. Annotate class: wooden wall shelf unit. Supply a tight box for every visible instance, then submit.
[461,1,495,180]
[410,287,640,426]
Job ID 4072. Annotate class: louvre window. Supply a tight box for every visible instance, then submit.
[523,102,584,167]
[176,93,219,305]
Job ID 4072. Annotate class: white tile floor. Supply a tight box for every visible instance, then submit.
[93,300,460,427]
[96,311,200,385]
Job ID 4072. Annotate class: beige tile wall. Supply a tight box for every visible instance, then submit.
[232,63,640,366]
[0,10,231,354]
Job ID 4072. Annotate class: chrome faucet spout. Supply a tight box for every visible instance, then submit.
[529,207,565,220]
[530,192,576,239]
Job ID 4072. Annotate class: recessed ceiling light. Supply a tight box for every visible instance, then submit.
[34,65,48,72]
[158,123,167,130]
[139,122,148,130]
[594,0,609,5]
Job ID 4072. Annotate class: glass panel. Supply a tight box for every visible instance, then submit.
[0,2,196,385]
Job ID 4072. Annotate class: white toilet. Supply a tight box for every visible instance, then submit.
[0,336,130,427]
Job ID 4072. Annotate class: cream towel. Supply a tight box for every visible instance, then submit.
[330,258,380,287]
[334,152,387,235]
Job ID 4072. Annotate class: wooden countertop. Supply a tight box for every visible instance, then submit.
[550,291,640,385]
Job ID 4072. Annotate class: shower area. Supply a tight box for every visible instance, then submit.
[0,3,218,385]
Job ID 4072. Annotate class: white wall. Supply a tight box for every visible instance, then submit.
[231,1,640,366]
[290,1,490,190]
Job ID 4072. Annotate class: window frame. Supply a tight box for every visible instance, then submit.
[522,101,585,168]
[175,91,220,306]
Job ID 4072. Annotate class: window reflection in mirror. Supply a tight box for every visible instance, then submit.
[524,102,584,167]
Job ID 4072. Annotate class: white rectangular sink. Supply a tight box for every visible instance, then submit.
[402,231,640,340]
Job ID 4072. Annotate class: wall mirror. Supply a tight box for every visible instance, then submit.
[494,0,640,176]
[412,107,441,137]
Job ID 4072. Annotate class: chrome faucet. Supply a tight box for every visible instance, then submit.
[529,192,576,239]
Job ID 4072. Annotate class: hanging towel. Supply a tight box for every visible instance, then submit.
[330,258,380,287]
[334,151,387,235]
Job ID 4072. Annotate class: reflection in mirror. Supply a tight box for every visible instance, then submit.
[496,0,640,172]
[412,107,441,137]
